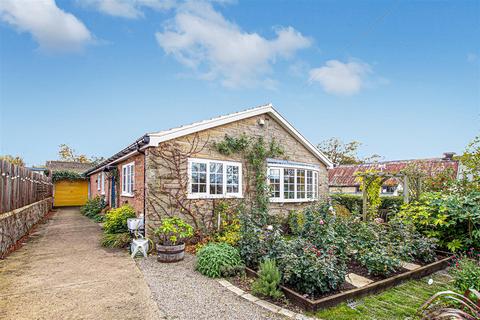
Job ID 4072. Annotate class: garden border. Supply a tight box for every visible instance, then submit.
[245,254,453,312]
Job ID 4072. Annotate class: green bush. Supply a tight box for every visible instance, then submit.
[81,196,105,219]
[275,238,348,297]
[196,243,243,278]
[252,259,283,299]
[449,257,480,292]
[356,247,401,276]
[153,217,194,245]
[103,205,136,234]
[397,191,480,252]
[287,210,304,236]
[330,194,403,215]
[387,219,437,263]
[101,232,131,248]
[238,212,267,268]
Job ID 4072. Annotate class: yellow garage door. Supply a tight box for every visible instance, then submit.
[54,180,89,207]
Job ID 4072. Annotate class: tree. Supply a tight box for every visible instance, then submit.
[456,135,480,192]
[58,144,104,164]
[0,154,25,166]
[317,137,382,166]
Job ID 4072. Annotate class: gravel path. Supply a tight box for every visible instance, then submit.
[137,254,286,320]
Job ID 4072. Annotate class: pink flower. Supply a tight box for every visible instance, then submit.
[319,219,325,225]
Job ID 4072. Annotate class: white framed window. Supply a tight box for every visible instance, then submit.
[268,162,319,202]
[100,172,105,195]
[97,173,101,191]
[188,158,242,199]
[122,162,135,196]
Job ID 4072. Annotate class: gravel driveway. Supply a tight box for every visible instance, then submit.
[137,254,286,320]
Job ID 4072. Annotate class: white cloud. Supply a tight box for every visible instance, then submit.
[0,0,92,53]
[309,59,372,96]
[83,0,176,19]
[155,1,311,88]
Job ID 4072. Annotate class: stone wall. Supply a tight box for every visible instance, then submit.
[0,197,53,257]
[145,114,329,234]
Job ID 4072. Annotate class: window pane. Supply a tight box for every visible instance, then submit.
[226,165,239,194]
[297,169,305,199]
[269,169,280,198]
[209,162,223,195]
[313,172,318,199]
[306,171,313,199]
[191,162,207,194]
[284,168,295,199]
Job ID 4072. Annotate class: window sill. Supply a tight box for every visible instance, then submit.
[269,199,317,203]
[121,193,134,198]
[187,194,243,200]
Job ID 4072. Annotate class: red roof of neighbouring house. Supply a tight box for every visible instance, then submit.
[328,157,459,187]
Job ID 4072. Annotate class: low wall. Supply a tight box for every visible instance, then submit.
[0,197,53,257]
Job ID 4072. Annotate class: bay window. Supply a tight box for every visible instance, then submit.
[188,158,242,198]
[268,161,319,202]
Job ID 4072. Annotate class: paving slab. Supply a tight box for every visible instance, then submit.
[402,261,422,271]
[345,272,374,288]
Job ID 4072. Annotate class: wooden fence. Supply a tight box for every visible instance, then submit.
[0,160,53,214]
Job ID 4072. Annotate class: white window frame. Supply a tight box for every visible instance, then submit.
[187,158,243,199]
[121,162,135,197]
[97,173,101,191]
[100,172,105,195]
[268,163,319,203]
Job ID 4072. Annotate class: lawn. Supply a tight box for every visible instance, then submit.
[313,272,453,320]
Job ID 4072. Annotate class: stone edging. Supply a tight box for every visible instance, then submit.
[217,279,316,320]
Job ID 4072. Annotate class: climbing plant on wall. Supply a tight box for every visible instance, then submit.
[214,134,284,224]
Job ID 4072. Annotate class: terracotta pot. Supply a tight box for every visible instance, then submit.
[156,243,185,263]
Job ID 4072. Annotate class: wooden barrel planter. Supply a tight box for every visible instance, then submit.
[156,243,185,263]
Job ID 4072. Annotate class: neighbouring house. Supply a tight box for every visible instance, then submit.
[84,104,333,235]
[328,153,459,196]
[46,161,93,207]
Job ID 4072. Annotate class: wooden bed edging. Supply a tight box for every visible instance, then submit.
[245,255,453,311]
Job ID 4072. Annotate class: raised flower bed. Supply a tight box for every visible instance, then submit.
[243,253,453,311]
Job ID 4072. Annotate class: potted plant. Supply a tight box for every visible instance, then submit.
[154,217,194,263]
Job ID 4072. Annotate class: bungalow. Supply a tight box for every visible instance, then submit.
[84,104,333,234]
[328,153,459,196]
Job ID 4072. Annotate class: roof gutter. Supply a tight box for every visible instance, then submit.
[84,135,150,176]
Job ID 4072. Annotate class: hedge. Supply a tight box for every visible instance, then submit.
[330,194,403,214]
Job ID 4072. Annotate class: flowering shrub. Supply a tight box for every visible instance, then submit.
[449,251,480,292]
[275,238,347,296]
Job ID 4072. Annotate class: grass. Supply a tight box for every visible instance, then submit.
[313,272,453,320]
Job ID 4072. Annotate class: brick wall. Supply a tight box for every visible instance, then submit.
[88,153,144,216]
[117,153,145,216]
[145,114,329,233]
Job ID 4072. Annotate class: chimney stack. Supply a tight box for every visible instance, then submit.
[442,152,455,160]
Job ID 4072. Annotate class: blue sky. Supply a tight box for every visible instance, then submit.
[0,0,478,166]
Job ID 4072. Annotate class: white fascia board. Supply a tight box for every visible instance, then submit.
[268,108,334,168]
[147,104,273,146]
[145,103,333,168]
[86,150,139,175]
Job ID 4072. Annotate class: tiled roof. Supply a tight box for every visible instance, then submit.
[328,158,459,186]
[45,161,94,174]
